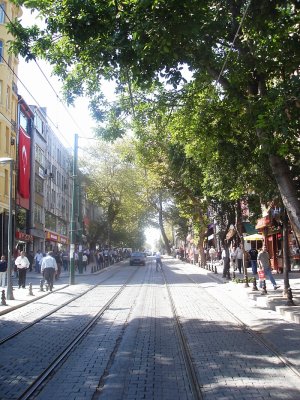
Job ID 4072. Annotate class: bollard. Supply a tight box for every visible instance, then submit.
[214,264,218,274]
[1,289,7,306]
[252,277,259,291]
[261,279,267,295]
[39,279,45,292]
[91,266,94,273]
[45,283,49,291]
[9,279,15,300]
[232,270,236,279]
[286,287,295,306]
[28,283,34,296]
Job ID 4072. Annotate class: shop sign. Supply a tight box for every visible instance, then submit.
[45,230,58,241]
[45,230,69,245]
[16,231,33,242]
[255,216,271,230]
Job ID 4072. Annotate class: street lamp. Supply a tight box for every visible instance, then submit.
[0,157,14,300]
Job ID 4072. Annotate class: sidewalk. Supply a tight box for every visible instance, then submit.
[199,260,300,324]
[0,263,99,316]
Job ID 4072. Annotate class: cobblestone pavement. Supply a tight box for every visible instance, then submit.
[0,257,300,400]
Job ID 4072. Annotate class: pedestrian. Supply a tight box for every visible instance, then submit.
[0,255,7,288]
[257,245,280,290]
[15,251,30,289]
[27,251,34,272]
[229,246,236,272]
[41,251,58,291]
[155,251,162,271]
[62,251,69,271]
[82,253,88,271]
[54,252,62,279]
[248,246,258,275]
[34,250,43,273]
[208,246,217,262]
[235,244,244,274]
[258,265,266,290]
[221,246,230,278]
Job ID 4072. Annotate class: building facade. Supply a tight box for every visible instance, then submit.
[0,1,21,256]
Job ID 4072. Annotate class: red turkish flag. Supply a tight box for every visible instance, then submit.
[18,127,31,199]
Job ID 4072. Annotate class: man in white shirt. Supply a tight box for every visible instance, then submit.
[41,251,58,291]
[82,253,88,271]
[15,251,30,289]
[235,244,244,274]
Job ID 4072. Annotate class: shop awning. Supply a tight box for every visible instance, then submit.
[243,222,258,235]
[244,233,264,241]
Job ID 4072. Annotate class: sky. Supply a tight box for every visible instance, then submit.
[17,6,162,246]
[17,8,115,150]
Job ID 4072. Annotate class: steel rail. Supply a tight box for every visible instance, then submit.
[17,267,139,400]
[0,265,126,346]
[161,265,204,400]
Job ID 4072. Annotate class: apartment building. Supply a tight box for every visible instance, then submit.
[0,1,20,256]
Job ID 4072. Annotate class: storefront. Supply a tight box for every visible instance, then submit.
[45,229,70,252]
[255,216,282,272]
[255,214,299,272]
[15,230,34,254]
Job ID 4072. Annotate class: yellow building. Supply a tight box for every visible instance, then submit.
[0,1,21,256]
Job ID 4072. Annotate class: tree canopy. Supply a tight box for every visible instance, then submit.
[9,0,300,241]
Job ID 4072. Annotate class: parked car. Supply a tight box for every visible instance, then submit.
[130,252,146,266]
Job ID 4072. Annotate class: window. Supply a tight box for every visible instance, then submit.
[35,114,44,136]
[51,165,56,183]
[4,169,8,195]
[34,204,43,224]
[5,127,9,154]
[0,40,3,64]
[6,85,11,110]
[0,80,3,104]
[19,112,28,132]
[0,3,5,24]
[35,145,44,167]
[35,177,44,195]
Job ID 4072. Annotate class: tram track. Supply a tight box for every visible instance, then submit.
[14,266,141,400]
[165,260,300,384]
[161,265,204,400]
[0,265,126,346]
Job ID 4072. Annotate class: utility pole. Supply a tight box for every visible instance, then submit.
[69,134,78,285]
[78,180,83,273]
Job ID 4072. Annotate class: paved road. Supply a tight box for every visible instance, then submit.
[0,257,299,400]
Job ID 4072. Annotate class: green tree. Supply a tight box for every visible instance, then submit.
[9,0,300,240]
[81,139,149,249]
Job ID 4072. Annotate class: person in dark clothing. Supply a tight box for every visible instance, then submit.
[0,255,7,288]
[248,247,258,275]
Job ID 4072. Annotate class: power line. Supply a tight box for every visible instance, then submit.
[0,51,73,148]
[0,3,86,147]
[34,60,88,137]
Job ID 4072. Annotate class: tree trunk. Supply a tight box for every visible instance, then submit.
[282,208,291,297]
[269,154,300,244]
[158,192,171,255]
[198,233,206,267]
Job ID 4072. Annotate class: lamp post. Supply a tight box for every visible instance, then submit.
[0,157,14,300]
[69,134,78,285]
